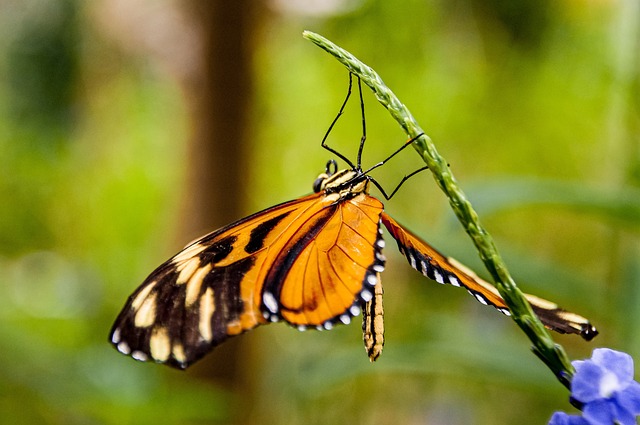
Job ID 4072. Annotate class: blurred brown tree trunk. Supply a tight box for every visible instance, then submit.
[181,0,259,417]
[184,2,256,230]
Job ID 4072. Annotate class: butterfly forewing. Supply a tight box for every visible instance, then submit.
[110,192,388,368]
[110,194,319,368]
[380,212,597,341]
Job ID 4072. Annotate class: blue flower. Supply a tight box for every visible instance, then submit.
[549,348,640,425]
[548,411,589,425]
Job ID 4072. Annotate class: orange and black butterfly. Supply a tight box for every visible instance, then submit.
[110,74,597,369]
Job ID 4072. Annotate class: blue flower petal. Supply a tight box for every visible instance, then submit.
[592,348,634,387]
[572,361,605,403]
[616,381,640,415]
[611,403,638,425]
[548,412,589,425]
[583,399,616,425]
[561,349,640,425]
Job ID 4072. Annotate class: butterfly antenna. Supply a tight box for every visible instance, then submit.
[356,76,366,171]
[321,73,356,169]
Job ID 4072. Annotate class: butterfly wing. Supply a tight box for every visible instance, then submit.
[380,212,597,341]
[261,192,385,328]
[109,194,315,368]
[110,192,387,369]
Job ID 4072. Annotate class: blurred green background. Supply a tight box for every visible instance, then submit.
[1,1,638,424]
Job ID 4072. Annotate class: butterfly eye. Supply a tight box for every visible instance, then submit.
[313,175,327,193]
[314,160,339,193]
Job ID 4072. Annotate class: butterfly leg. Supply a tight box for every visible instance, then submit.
[379,165,431,200]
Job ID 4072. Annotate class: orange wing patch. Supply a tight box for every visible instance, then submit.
[262,193,385,329]
[380,212,598,341]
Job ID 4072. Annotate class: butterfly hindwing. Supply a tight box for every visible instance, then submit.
[380,212,597,341]
[262,192,386,329]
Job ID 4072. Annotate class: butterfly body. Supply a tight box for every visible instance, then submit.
[110,74,596,370]
[110,159,597,369]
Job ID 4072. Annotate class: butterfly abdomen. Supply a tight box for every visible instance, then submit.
[362,277,384,361]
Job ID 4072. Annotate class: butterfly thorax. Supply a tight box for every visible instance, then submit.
[314,167,370,201]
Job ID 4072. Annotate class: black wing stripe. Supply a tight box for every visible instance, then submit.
[261,204,338,318]
[110,254,257,369]
[245,212,291,254]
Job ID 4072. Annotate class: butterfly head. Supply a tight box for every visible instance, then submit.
[313,159,370,197]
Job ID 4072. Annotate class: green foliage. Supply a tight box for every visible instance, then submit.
[0,1,638,424]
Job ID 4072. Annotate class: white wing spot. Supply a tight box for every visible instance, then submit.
[409,254,417,269]
[376,239,385,249]
[198,287,215,342]
[366,274,378,286]
[499,308,511,316]
[172,242,207,264]
[434,269,445,284]
[297,325,307,331]
[323,321,333,330]
[340,314,351,325]
[350,304,361,317]
[449,276,461,287]
[117,342,131,355]
[263,292,279,314]
[176,257,201,284]
[134,294,157,328]
[474,293,489,306]
[149,327,171,362]
[131,282,156,311]
[185,263,212,307]
[373,264,385,272]
[420,260,428,276]
[361,289,373,302]
[131,351,148,362]
[172,343,186,364]
[111,328,121,344]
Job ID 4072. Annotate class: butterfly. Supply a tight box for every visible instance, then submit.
[110,74,597,369]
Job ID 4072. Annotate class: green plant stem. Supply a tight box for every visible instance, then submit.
[303,30,575,388]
